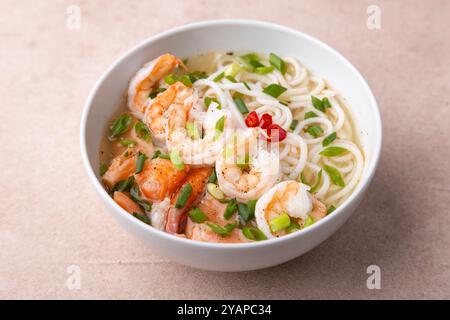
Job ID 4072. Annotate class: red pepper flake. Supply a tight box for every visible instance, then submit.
[259,113,272,129]
[266,124,287,142]
[245,111,260,128]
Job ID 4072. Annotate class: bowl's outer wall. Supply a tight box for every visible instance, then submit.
[82,21,381,271]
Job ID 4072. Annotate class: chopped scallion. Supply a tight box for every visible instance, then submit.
[223,199,237,220]
[170,149,185,170]
[306,125,324,138]
[132,212,150,225]
[110,114,133,139]
[175,183,192,209]
[269,213,291,232]
[322,132,337,147]
[119,139,136,147]
[135,121,151,142]
[327,205,337,215]
[309,170,322,193]
[214,115,226,141]
[303,215,315,228]
[323,165,345,187]
[188,208,207,223]
[242,227,267,241]
[290,119,298,130]
[206,222,236,236]
[234,98,249,114]
[207,183,225,200]
[269,53,287,75]
[320,146,348,157]
[99,163,108,176]
[135,151,147,174]
[213,72,225,82]
[263,84,287,98]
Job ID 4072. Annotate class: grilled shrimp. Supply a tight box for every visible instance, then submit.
[102,148,137,189]
[165,89,233,166]
[166,167,211,234]
[143,82,193,146]
[215,128,280,202]
[128,53,183,114]
[255,181,327,239]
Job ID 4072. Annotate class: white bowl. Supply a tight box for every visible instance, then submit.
[80,20,382,272]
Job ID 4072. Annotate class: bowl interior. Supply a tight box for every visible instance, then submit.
[82,20,381,234]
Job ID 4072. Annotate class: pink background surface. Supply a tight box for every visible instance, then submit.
[1,0,449,299]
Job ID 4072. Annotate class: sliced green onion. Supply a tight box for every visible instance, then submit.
[164,74,178,85]
[151,150,170,160]
[233,91,244,100]
[242,227,267,241]
[240,53,264,68]
[304,111,318,119]
[286,222,301,234]
[279,100,289,106]
[224,62,241,77]
[110,114,133,139]
[309,170,322,193]
[130,183,152,212]
[263,84,287,98]
[269,53,287,75]
[246,200,257,218]
[299,172,310,185]
[234,98,249,114]
[223,199,237,220]
[207,183,224,200]
[170,149,185,170]
[99,163,108,176]
[306,125,324,138]
[327,205,337,215]
[204,96,221,110]
[112,176,134,193]
[320,146,347,157]
[132,212,150,225]
[243,82,251,90]
[149,87,166,99]
[225,75,237,83]
[322,132,337,147]
[208,169,217,184]
[119,139,136,147]
[237,203,250,223]
[290,119,299,130]
[323,165,345,187]
[180,75,192,86]
[255,66,274,74]
[303,215,314,228]
[188,207,207,223]
[269,213,291,232]
[135,151,147,174]
[175,183,192,209]
[213,72,225,82]
[311,96,325,112]
[322,97,332,109]
[187,71,207,83]
[214,115,226,141]
[186,121,201,140]
[206,222,237,236]
[135,121,151,142]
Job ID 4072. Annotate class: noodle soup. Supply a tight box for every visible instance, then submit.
[99,52,364,243]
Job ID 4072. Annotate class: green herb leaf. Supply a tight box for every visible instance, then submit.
[206,222,237,236]
[175,183,193,209]
[110,114,133,139]
[304,111,318,119]
[322,132,337,147]
[188,207,208,223]
[263,84,287,98]
[135,121,151,142]
[135,151,147,174]
[306,125,324,138]
[269,53,287,75]
[309,170,322,193]
[323,165,345,187]
[320,146,348,157]
[132,212,150,225]
[242,227,267,241]
[234,98,249,114]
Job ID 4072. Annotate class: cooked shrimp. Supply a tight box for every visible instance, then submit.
[166,90,233,166]
[134,158,190,202]
[184,193,250,243]
[128,53,184,114]
[113,191,143,214]
[166,167,212,234]
[102,148,137,189]
[215,128,280,202]
[143,82,193,146]
[255,181,327,239]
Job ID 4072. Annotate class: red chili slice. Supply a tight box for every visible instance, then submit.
[259,113,272,129]
[245,111,260,127]
[266,124,287,142]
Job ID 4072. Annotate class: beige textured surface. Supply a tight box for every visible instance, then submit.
[1,0,449,299]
